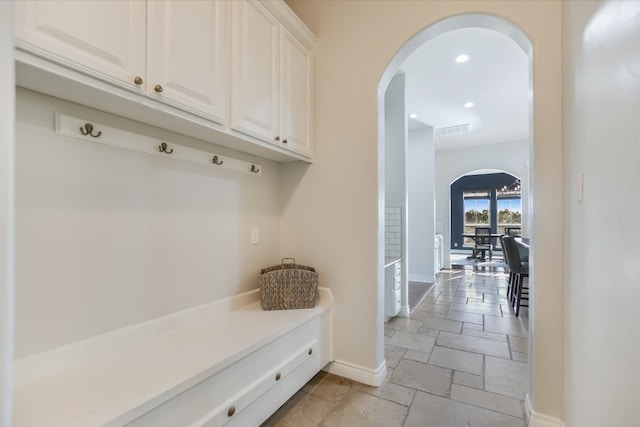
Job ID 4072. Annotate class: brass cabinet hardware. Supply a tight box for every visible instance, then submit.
[154,84,163,93]
[211,155,223,165]
[158,142,173,154]
[227,406,235,417]
[283,139,288,144]
[275,136,280,141]
[250,164,260,174]
[308,348,313,355]
[79,123,102,138]
[134,76,143,85]
[275,372,281,381]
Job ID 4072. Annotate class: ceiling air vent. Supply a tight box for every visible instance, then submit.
[435,123,470,137]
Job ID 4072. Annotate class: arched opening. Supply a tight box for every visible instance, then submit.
[449,170,525,268]
[377,12,533,400]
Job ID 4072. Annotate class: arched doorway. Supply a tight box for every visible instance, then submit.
[448,170,528,268]
[377,11,534,407]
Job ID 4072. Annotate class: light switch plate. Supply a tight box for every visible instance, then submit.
[577,173,584,202]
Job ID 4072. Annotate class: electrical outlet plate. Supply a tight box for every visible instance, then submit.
[251,228,259,244]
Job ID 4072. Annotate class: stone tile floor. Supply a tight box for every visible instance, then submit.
[262,268,529,427]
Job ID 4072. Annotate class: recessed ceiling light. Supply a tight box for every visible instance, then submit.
[409,113,418,119]
[463,102,474,108]
[455,54,469,63]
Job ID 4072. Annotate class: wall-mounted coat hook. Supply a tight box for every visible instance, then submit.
[158,142,174,154]
[56,114,265,176]
[211,155,223,165]
[79,123,102,138]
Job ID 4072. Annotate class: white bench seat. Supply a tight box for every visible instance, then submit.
[13,288,333,426]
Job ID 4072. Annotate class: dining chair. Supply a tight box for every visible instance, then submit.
[504,226,522,236]
[473,227,493,262]
[501,235,529,316]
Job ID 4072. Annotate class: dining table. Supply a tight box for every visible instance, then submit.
[461,233,503,261]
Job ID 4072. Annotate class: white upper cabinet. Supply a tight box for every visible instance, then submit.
[280,30,313,158]
[230,1,280,144]
[146,1,227,125]
[14,0,316,162]
[14,0,146,91]
[231,0,314,158]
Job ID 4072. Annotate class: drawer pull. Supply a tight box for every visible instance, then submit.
[228,406,236,417]
[154,84,163,93]
[308,348,313,355]
[275,372,281,381]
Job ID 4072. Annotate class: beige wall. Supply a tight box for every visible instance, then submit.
[284,0,563,421]
[0,2,14,425]
[14,88,282,358]
[563,1,640,426]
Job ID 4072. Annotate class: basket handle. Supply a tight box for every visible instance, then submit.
[281,258,297,269]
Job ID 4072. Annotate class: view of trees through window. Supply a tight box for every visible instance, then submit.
[462,189,522,245]
[497,197,522,235]
[463,190,490,245]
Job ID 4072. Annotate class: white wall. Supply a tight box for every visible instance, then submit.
[435,140,529,268]
[285,0,563,420]
[0,2,15,425]
[384,73,407,209]
[14,88,282,358]
[408,127,435,282]
[563,1,640,426]
[384,73,409,316]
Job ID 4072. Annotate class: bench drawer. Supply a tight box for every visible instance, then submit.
[126,310,331,427]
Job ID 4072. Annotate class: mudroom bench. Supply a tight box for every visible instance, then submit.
[13,288,334,426]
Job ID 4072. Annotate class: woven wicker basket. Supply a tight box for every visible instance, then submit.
[259,258,318,310]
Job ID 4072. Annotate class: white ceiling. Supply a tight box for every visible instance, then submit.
[399,27,530,151]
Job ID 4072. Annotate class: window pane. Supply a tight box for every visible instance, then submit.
[497,197,522,235]
[463,192,490,245]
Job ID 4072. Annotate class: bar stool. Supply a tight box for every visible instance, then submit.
[499,235,515,301]
[501,235,529,316]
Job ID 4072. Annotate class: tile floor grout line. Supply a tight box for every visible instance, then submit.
[263,268,528,427]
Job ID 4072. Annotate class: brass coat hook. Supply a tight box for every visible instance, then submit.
[158,142,174,154]
[211,155,223,165]
[80,123,102,138]
[250,164,260,174]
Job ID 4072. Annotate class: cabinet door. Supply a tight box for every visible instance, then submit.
[230,0,280,144]
[147,1,227,125]
[14,0,146,91]
[280,30,313,158]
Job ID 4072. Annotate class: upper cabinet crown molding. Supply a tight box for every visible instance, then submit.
[260,0,318,50]
[13,0,314,163]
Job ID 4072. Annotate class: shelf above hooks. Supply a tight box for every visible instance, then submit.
[54,113,262,176]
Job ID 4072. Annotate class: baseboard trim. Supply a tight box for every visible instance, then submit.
[398,305,410,318]
[526,394,565,427]
[408,274,435,283]
[324,359,387,386]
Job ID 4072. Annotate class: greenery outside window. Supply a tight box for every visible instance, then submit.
[497,195,522,235]
[463,190,490,246]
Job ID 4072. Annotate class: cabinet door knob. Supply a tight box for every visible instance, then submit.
[275,372,281,381]
[283,139,288,144]
[134,76,143,85]
[275,136,280,141]
[154,84,163,93]
[228,406,236,417]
